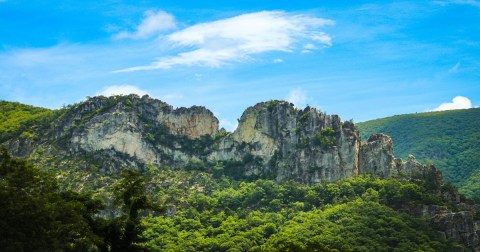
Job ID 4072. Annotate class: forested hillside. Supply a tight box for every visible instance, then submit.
[0,101,56,142]
[1,98,479,251]
[357,108,480,204]
[0,149,467,251]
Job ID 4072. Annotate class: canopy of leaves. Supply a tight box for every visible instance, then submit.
[0,101,55,142]
[357,108,480,205]
[141,172,458,251]
[0,148,105,251]
[0,147,467,251]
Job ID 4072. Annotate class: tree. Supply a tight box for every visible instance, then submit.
[105,169,159,251]
[0,148,104,251]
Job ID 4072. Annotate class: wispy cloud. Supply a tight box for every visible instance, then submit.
[434,0,480,8]
[115,10,176,40]
[286,89,308,108]
[115,11,334,72]
[448,62,460,73]
[97,85,149,96]
[431,96,472,111]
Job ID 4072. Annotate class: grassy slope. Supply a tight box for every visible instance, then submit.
[356,108,480,201]
[0,101,54,142]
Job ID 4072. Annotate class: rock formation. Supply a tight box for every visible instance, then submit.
[2,95,468,183]
[2,95,478,250]
[209,101,360,183]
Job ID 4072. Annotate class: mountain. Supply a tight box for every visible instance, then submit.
[2,95,433,183]
[356,108,480,204]
[1,95,479,250]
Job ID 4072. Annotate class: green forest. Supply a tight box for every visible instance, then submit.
[356,108,480,206]
[0,101,57,142]
[0,148,468,251]
[1,100,479,251]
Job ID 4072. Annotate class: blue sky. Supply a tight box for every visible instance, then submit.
[1,0,479,130]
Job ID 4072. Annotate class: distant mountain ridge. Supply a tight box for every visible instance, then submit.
[356,108,480,204]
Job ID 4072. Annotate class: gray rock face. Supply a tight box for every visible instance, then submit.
[433,211,479,249]
[3,96,465,187]
[358,134,395,178]
[24,97,444,183]
[209,102,429,183]
[4,96,479,250]
[397,155,423,174]
[476,221,480,247]
[57,95,219,166]
[210,101,360,183]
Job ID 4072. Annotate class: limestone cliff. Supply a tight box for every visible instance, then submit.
[3,96,461,183]
[2,95,479,250]
[45,95,219,167]
[209,101,360,183]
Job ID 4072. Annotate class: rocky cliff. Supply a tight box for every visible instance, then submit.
[2,95,478,250]
[1,95,473,183]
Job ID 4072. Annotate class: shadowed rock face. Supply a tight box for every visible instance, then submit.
[434,211,478,249]
[359,134,395,177]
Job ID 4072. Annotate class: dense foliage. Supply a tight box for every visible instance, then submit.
[140,170,456,251]
[0,101,55,142]
[357,108,480,205]
[0,148,104,251]
[1,148,465,251]
[0,149,159,251]
[0,99,477,251]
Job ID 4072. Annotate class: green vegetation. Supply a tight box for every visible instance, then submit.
[105,169,159,251]
[140,171,458,251]
[1,98,477,251]
[0,148,105,251]
[0,147,466,251]
[0,101,55,142]
[356,108,480,205]
[313,128,336,149]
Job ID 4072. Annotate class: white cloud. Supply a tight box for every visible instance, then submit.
[303,43,317,50]
[115,11,334,72]
[287,89,308,108]
[273,58,283,63]
[97,85,149,96]
[301,43,317,54]
[432,96,472,111]
[448,62,460,73]
[115,10,176,40]
[311,32,332,46]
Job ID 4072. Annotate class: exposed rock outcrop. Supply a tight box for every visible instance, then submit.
[4,96,451,183]
[433,211,479,249]
[160,106,219,138]
[358,134,395,178]
[209,101,360,183]
[60,95,218,166]
[2,95,478,250]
